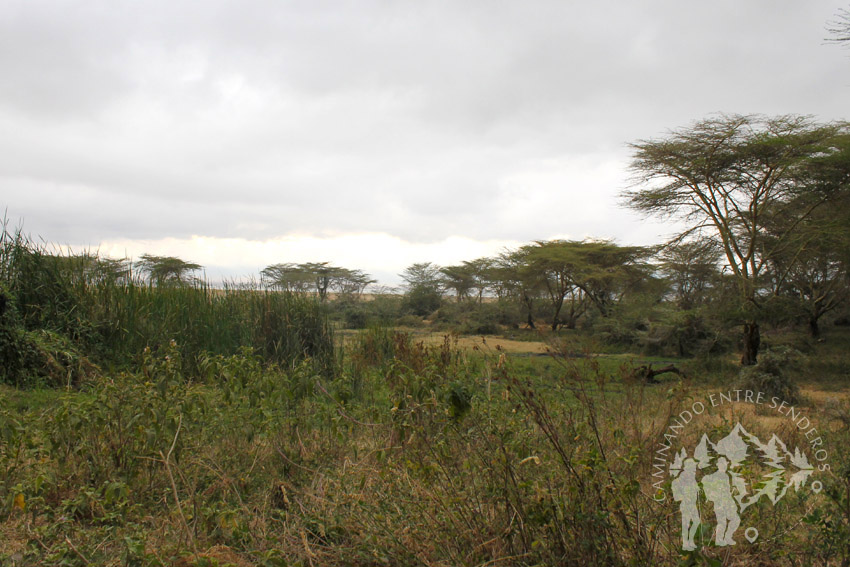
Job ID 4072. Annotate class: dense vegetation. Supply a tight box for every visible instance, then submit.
[0,228,336,388]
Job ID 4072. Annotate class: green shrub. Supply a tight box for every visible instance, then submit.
[397,314,425,328]
[342,306,368,329]
[641,309,729,358]
[402,286,442,317]
[363,293,403,323]
[590,316,640,350]
[736,346,801,404]
[432,301,507,335]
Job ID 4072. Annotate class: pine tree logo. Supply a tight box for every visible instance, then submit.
[669,423,819,550]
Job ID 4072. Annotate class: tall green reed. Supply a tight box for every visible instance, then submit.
[0,225,336,386]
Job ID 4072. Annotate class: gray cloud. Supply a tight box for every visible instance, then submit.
[1,0,847,257]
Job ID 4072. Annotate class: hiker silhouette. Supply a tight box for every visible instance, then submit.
[701,457,741,546]
[671,458,700,551]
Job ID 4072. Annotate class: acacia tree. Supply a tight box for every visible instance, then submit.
[300,262,338,302]
[136,254,202,286]
[262,263,374,301]
[400,262,443,316]
[333,268,376,300]
[523,241,585,331]
[439,258,495,304]
[439,265,474,302]
[495,241,648,330]
[658,239,721,310]
[765,200,850,337]
[261,263,314,293]
[94,257,132,283]
[783,240,848,338]
[625,114,849,364]
[464,258,495,304]
[496,248,544,329]
[401,262,442,290]
[569,240,651,318]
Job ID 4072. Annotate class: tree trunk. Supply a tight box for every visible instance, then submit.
[741,321,760,366]
[809,316,820,338]
[563,300,580,330]
[523,294,535,329]
[551,301,563,331]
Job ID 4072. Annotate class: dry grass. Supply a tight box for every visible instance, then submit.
[338,329,551,355]
[421,333,550,355]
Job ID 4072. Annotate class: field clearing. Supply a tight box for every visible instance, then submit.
[337,328,555,355]
[421,332,550,354]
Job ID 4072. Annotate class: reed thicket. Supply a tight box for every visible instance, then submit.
[0,226,335,386]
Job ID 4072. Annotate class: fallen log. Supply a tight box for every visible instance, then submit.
[634,363,684,383]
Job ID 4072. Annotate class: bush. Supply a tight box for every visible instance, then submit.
[590,316,640,350]
[432,301,508,335]
[365,293,403,323]
[402,286,442,317]
[342,306,369,329]
[736,346,801,404]
[641,309,729,358]
[397,314,425,328]
[458,305,501,335]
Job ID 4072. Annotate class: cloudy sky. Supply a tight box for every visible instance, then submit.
[2,1,848,285]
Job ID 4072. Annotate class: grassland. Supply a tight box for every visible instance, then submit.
[2,231,850,566]
[0,326,848,566]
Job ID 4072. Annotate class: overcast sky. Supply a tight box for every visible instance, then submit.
[2,0,848,285]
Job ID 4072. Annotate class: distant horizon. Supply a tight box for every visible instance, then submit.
[4,218,666,288]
